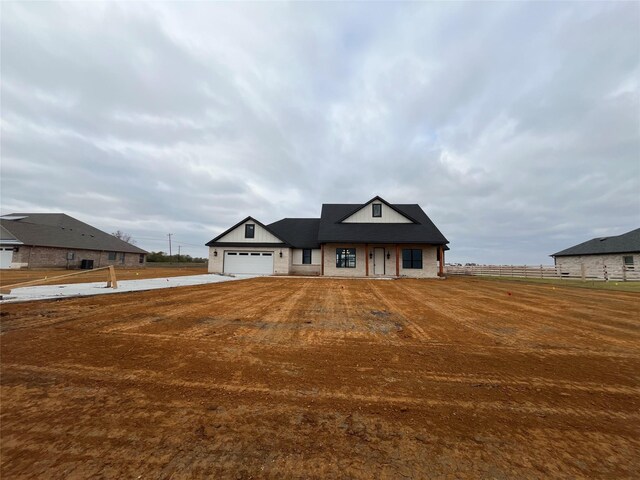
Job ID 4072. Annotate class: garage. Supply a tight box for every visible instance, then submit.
[0,247,14,269]
[223,251,273,275]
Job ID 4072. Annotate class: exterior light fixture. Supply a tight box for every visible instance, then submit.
[279,250,283,258]
[386,252,391,259]
[213,250,218,257]
[369,252,373,259]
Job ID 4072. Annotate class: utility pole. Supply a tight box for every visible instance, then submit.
[167,233,173,258]
[177,245,181,262]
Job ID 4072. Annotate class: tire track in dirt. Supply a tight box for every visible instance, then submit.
[4,363,639,422]
[365,280,431,342]
[398,281,640,351]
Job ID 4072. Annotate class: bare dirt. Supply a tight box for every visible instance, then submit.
[1,276,639,479]
[0,266,208,288]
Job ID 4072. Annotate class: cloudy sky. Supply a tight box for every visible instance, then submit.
[1,1,638,264]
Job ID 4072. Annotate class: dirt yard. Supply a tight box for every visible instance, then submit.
[0,265,208,288]
[1,277,639,479]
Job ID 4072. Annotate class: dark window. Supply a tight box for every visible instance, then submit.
[239,252,249,256]
[336,248,356,268]
[372,203,382,217]
[120,253,125,264]
[251,253,260,256]
[108,252,116,261]
[245,224,255,238]
[263,253,272,256]
[402,249,423,269]
[302,249,312,264]
[436,248,441,262]
[228,252,237,255]
[623,256,634,266]
[139,254,144,264]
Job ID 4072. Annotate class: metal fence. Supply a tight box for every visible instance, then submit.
[445,264,640,282]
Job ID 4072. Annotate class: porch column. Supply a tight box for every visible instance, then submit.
[365,244,369,276]
[321,245,324,276]
[439,246,444,277]
[395,244,400,277]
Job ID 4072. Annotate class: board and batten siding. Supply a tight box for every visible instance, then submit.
[216,220,283,243]
[342,201,412,224]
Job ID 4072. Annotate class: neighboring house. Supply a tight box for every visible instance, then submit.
[551,228,640,277]
[0,213,148,269]
[206,196,449,278]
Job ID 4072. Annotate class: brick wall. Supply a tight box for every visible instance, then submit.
[13,246,146,269]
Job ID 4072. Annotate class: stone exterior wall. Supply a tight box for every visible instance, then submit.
[208,246,291,275]
[12,246,146,269]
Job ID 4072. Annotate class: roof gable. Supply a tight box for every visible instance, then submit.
[206,216,287,246]
[318,202,448,245]
[552,228,640,257]
[338,196,417,224]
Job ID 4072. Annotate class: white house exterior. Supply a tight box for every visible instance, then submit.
[206,196,449,278]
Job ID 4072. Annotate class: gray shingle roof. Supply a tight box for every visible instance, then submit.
[552,228,640,257]
[268,218,321,249]
[0,213,148,254]
[318,203,448,245]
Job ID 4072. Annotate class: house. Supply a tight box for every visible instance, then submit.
[0,213,148,269]
[551,228,639,278]
[206,196,449,278]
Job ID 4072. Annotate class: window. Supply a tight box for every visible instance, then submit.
[336,248,356,268]
[623,256,634,267]
[436,248,441,262]
[302,249,312,264]
[108,252,116,261]
[67,252,75,261]
[372,203,382,217]
[139,254,145,264]
[402,249,423,269]
[245,224,255,238]
[120,253,125,264]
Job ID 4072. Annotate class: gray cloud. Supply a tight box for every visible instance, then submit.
[1,1,638,262]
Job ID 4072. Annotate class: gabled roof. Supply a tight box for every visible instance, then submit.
[318,203,448,244]
[0,213,148,254]
[205,216,288,246]
[337,195,419,224]
[268,218,321,249]
[552,228,640,257]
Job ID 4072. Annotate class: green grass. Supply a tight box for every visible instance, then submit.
[462,275,640,293]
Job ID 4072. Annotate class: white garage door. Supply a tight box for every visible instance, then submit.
[0,248,14,269]
[224,251,273,275]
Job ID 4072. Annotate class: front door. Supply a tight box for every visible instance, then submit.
[374,248,385,275]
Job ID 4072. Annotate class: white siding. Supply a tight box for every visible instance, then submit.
[216,220,283,243]
[342,201,412,223]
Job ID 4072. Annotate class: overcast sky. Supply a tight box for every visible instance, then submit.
[1,1,638,264]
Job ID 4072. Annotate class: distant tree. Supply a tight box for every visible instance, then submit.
[112,230,136,245]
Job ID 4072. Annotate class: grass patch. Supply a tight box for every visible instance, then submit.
[459,275,640,293]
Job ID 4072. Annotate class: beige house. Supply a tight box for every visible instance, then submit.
[206,196,449,278]
[552,228,639,280]
[0,213,147,269]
